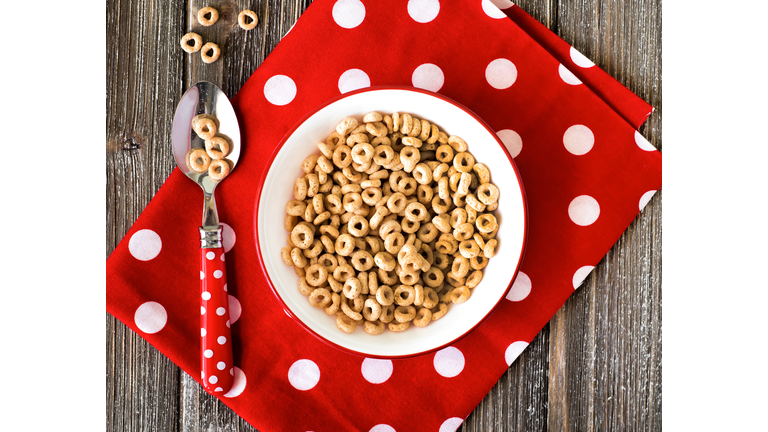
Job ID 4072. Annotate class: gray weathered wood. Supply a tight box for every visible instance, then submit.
[107,0,662,430]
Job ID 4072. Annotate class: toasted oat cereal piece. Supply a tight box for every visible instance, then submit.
[364,320,386,335]
[192,115,217,140]
[431,303,449,320]
[200,42,221,63]
[197,6,219,26]
[180,32,203,53]
[336,116,359,135]
[388,321,410,332]
[336,314,358,333]
[238,9,258,30]
[187,148,210,173]
[450,286,471,304]
[208,159,230,181]
[204,136,229,160]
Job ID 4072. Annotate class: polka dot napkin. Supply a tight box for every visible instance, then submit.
[107,1,662,431]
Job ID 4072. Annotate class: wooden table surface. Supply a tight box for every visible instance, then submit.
[106,0,661,430]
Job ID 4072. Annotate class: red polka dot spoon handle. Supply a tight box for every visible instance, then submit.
[200,239,234,395]
[171,82,241,396]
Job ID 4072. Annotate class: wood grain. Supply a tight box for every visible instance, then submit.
[106,0,661,430]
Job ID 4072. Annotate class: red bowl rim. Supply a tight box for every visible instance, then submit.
[253,85,528,359]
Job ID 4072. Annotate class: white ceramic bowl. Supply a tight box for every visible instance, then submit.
[255,87,527,358]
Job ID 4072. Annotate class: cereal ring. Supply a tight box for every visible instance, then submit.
[400,147,420,171]
[484,239,498,258]
[453,193,467,208]
[192,116,217,140]
[180,32,203,53]
[318,253,338,272]
[453,223,475,242]
[346,215,370,238]
[456,172,472,197]
[400,114,413,135]
[473,163,491,184]
[204,136,230,160]
[453,152,475,173]
[351,143,374,165]
[336,314,357,333]
[280,246,293,266]
[466,194,486,212]
[422,290,439,310]
[187,148,211,173]
[285,200,306,217]
[293,177,308,200]
[324,293,341,314]
[334,233,355,256]
[476,213,498,234]
[305,264,328,287]
[208,159,230,181]
[384,232,405,255]
[448,135,469,152]
[445,272,465,287]
[408,164,430,186]
[431,195,451,214]
[416,184,434,205]
[466,206,478,224]
[326,131,346,147]
[397,270,419,286]
[402,136,423,148]
[476,183,500,205]
[432,214,451,233]
[412,307,432,327]
[328,276,343,293]
[450,286,471,304]
[197,6,219,25]
[238,9,258,30]
[343,277,362,299]
[309,288,332,308]
[486,201,499,211]
[351,250,374,272]
[466,270,484,288]
[364,320,385,335]
[388,321,410,332]
[470,254,488,270]
[290,247,308,268]
[336,116,359,135]
[302,239,323,258]
[376,285,394,306]
[347,133,370,146]
[450,208,468,228]
[373,145,396,166]
[431,303,449,321]
[366,121,388,137]
[401,218,420,234]
[361,188,383,206]
[332,145,353,168]
[451,255,470,278]
[402,202,427,223]
[298,277,313,295]
[285,215,298,232]
[433,252,450,270]
[394,305,416,323]
[437,131,449,144]
[200,42,221,64]
[459,239,481,259]
[410,118,422,137]
[435,144,454,163]
[473,233,486,251]
[362,298,382,321]
[385,193,406,215]
[342,192,363,213]
[373,251,396,272]
[397,178,417,197]
[305,174,320,197]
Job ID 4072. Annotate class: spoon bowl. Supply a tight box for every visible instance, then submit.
[171,81,241,395]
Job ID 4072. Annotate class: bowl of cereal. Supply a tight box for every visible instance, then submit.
[254,86,527,358]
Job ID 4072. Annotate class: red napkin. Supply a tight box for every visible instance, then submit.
[107,1,661,431]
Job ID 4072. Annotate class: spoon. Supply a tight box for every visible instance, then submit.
[171,81,241,395]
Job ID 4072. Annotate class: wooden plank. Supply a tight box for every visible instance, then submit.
[546,0,662,431]
[106,0,186,429]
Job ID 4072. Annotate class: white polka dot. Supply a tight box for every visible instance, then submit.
[223,284,228,292]
[201,291,211,301]
[226,320,231,328]
[411,63,444,92]
[214,387,223,392]
[221,222,236,253]
[206,251,215,260]
[228,295,242,323]
[439,417,465,432]
[568,195,600,226]
[570,46,595,68]
[485,58,517,89]
[214,270,223,279]
[482,0,506,18]
[200,271,205,280]
[288,359,321,390]
[133,302,167,334]
[506,271,531,301]
[504,341,529,366]
[563,125,594,155]
[490,0,515,9]
[558,64,582,85]
[433,347,465,378]
[263,75,297,106]
[201,328,206,337]
[209,375,218,384]
[639,190,657,211]
[216,307,226,316]
[224,367,247,398]
[634,130,656,151]
[338,68,370,94]
[369,425,396,432]
[201,306,206,315]
[496,129,522,158]
[361,358,393,384]
[217,336,227,345]
[407,0,440,23]
[332,0,365,29]
[217,361,226,370]
[128,229,162,261]
[572,266,595,289]
[204,349,213,358]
